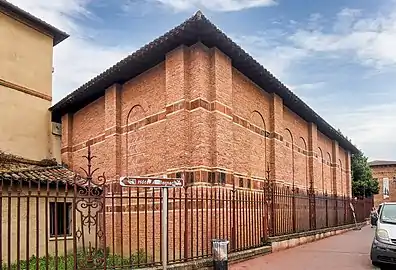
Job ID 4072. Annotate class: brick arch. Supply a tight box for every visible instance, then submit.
[249,110,267,182]
[327,152,333,194]
[298,137,308,188]
[318,147,324,192]
[339,159,343,196]
[250,110,266,130]
[283,128,294,186]
[126,104,145,124]
[125,104,147,176]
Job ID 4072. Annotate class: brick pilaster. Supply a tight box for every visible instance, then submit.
[308,123,318,190]
[104,83,122,253]
[346,151,352,197]
[269,93,283,181]
[211,48,233,174]
[104,83,122,182]
[332,140,339,195]
[164,46,190,171]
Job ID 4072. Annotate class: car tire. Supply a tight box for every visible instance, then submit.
[371,260,380,267]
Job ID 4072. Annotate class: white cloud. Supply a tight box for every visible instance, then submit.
[290,7,396,69]
[8,0,134,103]
[151,0,276,12]
[232,5,396,160]
[233,33,307,79]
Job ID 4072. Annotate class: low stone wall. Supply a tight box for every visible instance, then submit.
[142,245,272,270]
[270,221,367,253]
[142,221,368,269]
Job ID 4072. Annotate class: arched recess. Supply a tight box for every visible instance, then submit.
[249,110,267,185]
[339,159,343,196]
[125,104,146,177]
[283,128,294,186]
[327,152,333,194]
[298,137,308,188]
[318,147,324,193]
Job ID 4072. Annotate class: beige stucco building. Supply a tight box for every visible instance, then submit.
[0,0,68,162]
[0,1,97,265]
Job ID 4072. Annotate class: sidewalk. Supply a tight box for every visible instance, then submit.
[231,226,379,270]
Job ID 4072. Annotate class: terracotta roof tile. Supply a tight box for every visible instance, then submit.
[0,166,86,187]
[369,160,396,167]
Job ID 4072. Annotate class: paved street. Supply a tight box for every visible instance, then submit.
[231,226,389,270]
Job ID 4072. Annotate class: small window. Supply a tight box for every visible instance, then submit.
[50,202,72,237]
[247,179,251,189]
[208,172,216,184]
[219,172,226,184]
[239,178,244,188]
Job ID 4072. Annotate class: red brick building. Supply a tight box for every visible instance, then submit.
[369,160,396,206]
[51,11,357,197]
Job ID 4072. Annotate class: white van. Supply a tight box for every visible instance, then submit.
[371,202,396,266]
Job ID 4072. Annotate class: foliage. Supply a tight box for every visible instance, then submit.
[2,248,150,269]
[351,151,379,198]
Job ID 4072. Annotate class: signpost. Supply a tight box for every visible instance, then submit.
[120,175,184,269]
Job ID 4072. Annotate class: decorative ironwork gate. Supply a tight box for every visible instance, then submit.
[72,146,106,269]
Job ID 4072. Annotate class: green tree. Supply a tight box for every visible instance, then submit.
[351,151,379,197]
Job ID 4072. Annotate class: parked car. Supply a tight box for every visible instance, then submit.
[371,202,396,266]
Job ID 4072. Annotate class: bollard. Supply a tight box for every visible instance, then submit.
[212,239,229,270]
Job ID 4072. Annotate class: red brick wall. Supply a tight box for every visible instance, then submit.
[371,165,396,207]
[60,42,352,196]
[73,96,105,145]
[317,131,333,194]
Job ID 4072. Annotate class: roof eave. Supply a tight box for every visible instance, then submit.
[0,0,69,47]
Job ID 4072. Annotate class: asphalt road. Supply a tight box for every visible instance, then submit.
[231,226,392,270]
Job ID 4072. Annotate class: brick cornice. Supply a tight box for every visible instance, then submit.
[0,78,52,101]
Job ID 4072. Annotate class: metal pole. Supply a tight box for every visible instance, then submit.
[162,175,168,269]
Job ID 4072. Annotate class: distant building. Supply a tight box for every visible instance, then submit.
[0,0,68,162]
[369,160,396,206]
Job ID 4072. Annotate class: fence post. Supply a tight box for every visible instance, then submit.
[264,179,275,237]
[343,195,347,225]
[334,194,338,226]
[231,181,236,251]
[325,192,328,228]
[292,186,296,233]
[183,186,189,261]
[308,186,316,231]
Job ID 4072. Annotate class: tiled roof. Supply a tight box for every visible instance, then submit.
[50,11,358,154]
[0,152,85,186]
[0,0,69,45]
[0,166,79,185]
[369,160,396,167]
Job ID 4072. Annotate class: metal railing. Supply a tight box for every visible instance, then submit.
[0,150,372,269]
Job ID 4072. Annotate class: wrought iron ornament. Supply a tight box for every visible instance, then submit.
[74,145,107,269]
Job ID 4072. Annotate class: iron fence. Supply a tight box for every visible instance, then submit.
[0,149,373,269]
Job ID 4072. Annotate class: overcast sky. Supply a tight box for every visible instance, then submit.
[9,0,396,161]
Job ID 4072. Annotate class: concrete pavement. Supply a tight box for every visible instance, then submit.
[231,226,387,270]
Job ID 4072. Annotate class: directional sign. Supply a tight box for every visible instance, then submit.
[119,176,184,188]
